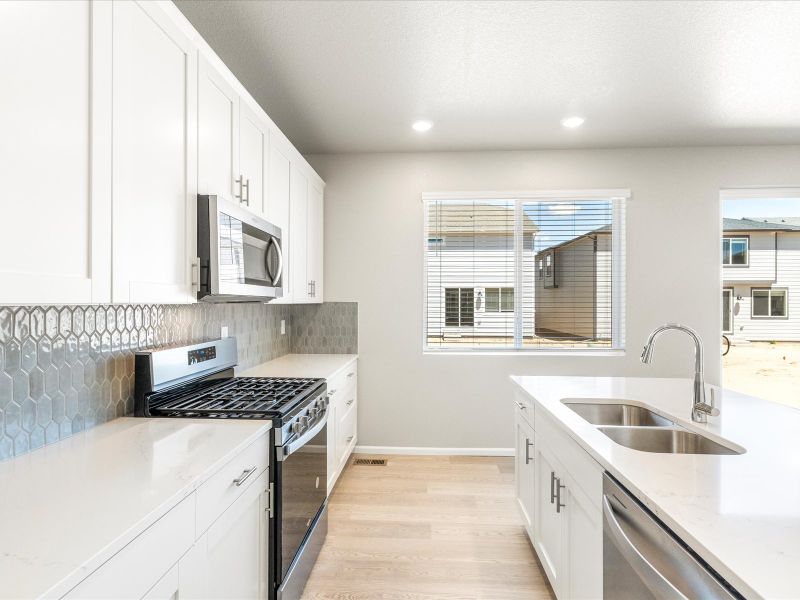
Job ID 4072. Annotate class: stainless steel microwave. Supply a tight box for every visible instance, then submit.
[197,195,283,302]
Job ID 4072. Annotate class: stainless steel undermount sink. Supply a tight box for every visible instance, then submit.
[563,401,675,427]
[597,426,742,455]
[561,400,744,455]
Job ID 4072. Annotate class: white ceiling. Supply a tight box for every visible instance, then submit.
[175,0,800,154]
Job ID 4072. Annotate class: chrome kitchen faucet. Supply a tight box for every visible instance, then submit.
[640,323,720,423]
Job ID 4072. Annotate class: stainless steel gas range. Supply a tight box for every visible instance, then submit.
[134,338,328,600]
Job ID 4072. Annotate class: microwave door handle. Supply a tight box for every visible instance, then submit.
[266,236,283,286]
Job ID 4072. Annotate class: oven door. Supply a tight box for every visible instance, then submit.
[273,412,328,597]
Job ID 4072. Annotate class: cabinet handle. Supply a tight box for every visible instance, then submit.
[233,466,257,487]
[346,436,354,443]
[347,372,355,378]
[235,176,243,201]
[327,390,336,397]
[514,400,526,410]
[555,477,566,513]
[524,438,533,464]
[550,471,557,504]
[346,398,355,407]
[242,178,250,206]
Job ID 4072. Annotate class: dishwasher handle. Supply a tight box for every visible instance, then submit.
[603,494,689,600]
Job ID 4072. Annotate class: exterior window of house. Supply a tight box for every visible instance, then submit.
[486,287,514,312]
[445,287,474,326]
[752,288,787,318]
[722,237,749,266]
[424,193,627,351]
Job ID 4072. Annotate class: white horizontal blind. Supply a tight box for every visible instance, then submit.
[424,195,625,351]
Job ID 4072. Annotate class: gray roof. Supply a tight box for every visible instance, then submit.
[535,224,611,256]
[723,217,800,232]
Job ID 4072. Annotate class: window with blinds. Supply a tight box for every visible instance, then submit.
[424,194,626,351]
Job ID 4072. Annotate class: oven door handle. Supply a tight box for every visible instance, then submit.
[279,410,328,461]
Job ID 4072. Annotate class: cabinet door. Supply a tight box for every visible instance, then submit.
[180,470,269,600]
[307,182,324,303]
[268,138,292,302]
[198,56,239,202]
[111,0,197,304]
[290,166,310,303]
[0,0,111,304]
[514,409,535,536]
[564,485,603,600]
[534,443,564,596]
[239,103,269,217]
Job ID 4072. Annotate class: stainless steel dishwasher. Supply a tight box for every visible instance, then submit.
[603,474,742,599]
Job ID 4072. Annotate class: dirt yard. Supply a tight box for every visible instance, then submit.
[723,342,800,409]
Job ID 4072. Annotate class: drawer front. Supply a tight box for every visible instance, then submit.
[327,363,357,407]
[337,396,357,466]
[196,432,269,534]
[64,495,194,600]
[513,390,534,428]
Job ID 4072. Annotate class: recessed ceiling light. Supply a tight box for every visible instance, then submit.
[561,116,585,129]
[412,120,433,132]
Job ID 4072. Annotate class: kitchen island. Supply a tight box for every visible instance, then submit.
[512,376,800,600]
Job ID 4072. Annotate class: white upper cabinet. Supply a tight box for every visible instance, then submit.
[308,182,325,302]
[111,0,197,304]
[198,56,239,202]
[238,103,269,218]
[3,0,323,306]
[268,138,293,302]
[290,166,311,303]
[0,0,111,305]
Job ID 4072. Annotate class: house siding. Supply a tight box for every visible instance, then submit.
[723,230,777,282]
[535,233,610,340]
[724,231,800,341]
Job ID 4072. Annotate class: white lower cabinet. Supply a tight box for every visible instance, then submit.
[63,432,270,600]
[326,361,358,493]
[515,400,604,600]
[514,402,535,536]
[179,469,269,600]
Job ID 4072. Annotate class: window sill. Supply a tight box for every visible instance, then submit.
[423,349,626,358]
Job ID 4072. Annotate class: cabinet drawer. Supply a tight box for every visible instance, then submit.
[337,397,357,465]
[196,432,269,534]
[513,390,534,428]
[64,495,194,599]
[327,363,357,405]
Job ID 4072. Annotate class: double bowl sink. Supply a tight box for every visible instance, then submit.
[562,402,742,455]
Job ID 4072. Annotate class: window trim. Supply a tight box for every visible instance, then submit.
[751,287,788,319]
[722,287,734,334]
[722,235,750,267]
[421,190,629,354]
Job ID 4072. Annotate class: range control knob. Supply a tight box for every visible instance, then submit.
[291,421,302,434]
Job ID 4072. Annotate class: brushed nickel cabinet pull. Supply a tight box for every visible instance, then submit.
[233,466,257,487]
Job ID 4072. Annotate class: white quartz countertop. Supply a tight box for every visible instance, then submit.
[238,353,357,380]
[511,376,800,600]
[0,417,271,599]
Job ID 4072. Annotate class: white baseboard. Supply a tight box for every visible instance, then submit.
[354,445,514,457]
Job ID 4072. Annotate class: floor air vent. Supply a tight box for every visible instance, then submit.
[353,458,387,466]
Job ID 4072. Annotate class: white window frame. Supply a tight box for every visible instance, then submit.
[722,236,749,267]
[722,288,734,334]
[421,189,629,354]
[751,288,788,319]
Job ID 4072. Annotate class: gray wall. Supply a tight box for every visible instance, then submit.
[0,301,357,461]
[307,146,800,451]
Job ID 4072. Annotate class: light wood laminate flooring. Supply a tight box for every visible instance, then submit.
[302,455,555,599]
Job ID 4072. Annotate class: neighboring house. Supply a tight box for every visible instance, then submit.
[722,217,800,341]
[425,204,536,341]
[534,225,612,340]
